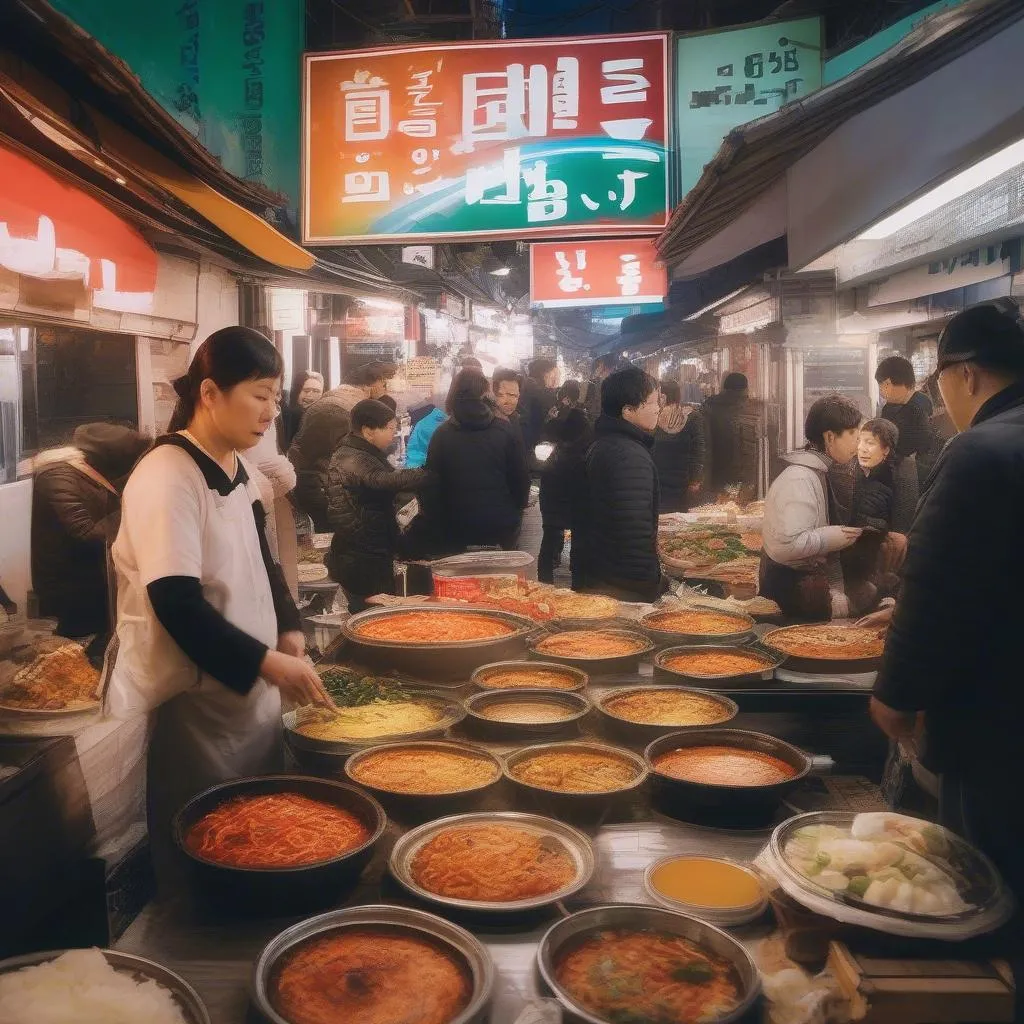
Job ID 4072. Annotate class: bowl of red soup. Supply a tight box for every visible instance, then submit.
[645,728,823,826]
[173,775,386,917]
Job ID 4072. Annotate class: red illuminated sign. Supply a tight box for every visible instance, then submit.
[530,237,666,308]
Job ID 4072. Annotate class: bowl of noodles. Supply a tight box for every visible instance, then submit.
[389,811,594,913]
[172,775,386,917]
[252,904,495,1024]
[537,904,760,1024]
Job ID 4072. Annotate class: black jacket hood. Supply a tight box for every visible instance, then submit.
[451,397,496,430]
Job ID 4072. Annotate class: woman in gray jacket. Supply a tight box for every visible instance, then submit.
[759,395,863,622]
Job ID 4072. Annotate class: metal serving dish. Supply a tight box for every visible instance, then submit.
[640,607,755,648]
[389,810,594,913]
[536,904,761,1024]
[0,949,211,1024]
[345,740,504,813]
[471,659,588,693]
[760,625,883,675]
[252,904,495,1024]
[528,629,655,676]
[653,643,785,689]
[283,692,466,760]
[343,605,537,681]
[464,689,592,738]
[645,728,823,827]
[503,741,648,812]
[595,685,739,745]
[172,775,386,917]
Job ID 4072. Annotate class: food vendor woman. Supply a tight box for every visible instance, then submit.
[102,327,330,882]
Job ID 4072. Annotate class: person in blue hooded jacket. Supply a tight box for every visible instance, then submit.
[405,405,446,468]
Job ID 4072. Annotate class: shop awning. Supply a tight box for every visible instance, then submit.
[658,0,1024,276]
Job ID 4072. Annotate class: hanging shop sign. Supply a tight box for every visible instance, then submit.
[402,246,435,269]
[530,238,666,308]
[676,17,822,196]
[867,245,1014,306]
[406,356,440,388]
[0,144,158,315]
[338,302,406,343]
[302,32,670,244]
[49,0,303,213]
[439,291,468,319]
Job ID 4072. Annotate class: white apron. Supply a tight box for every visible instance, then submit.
[103,438,283,887]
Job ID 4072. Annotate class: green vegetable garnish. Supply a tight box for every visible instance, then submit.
[318,667,411,707]
[671,962,715,984]
[814,851,832,868]
[847,875,871,897]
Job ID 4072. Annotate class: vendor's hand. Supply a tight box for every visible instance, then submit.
[261,649,332,707]
[856,606,894,630]
[821,525,863,552]
[277,631,306,659]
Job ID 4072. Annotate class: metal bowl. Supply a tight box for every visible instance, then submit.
[464,689,592,738]
[0,949,210,1024]
[503,741,648,808]
[595,686,739,745]
[528,629,655,676]
[471,660,589,693]
[639,607,755,648]
[345,740,504,810]
[283,692,466,759]
[343,606,537,681]
[172,775,386,917]
[537,904,761,1024]
[389,811,595,913]
[760,625,883,675]
[653,644,785,689]
[645,728,814,827]
[252,904,495,1024]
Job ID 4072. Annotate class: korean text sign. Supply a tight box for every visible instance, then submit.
[303,33,670,244]
[530,238,666,308]
[676,17,822,195]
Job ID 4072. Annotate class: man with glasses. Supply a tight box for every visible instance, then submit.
[869,301,1024,909]
[575,366,667,602]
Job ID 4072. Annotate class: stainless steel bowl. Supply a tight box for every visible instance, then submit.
[252,904,495,1024]
[640,607,755,648]
[464,689,592,737]
[653,644,784,689]
[528,629,655,675]
[503,740,648,800]
[389,810,594,913]
[0,949,211,1024]
[345,740,504,802]
[471,660,589,693]
[537,904,761,1024]
[595,685,739,744]
[283,693,466,757]
[343,606,538,681]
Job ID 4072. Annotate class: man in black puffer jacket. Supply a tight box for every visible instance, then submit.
[326,400,434,611]
[576,366,666,602]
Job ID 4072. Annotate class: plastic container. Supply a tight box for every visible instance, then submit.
[644,855,767,927]
[431,551,535,580]
[306,612,349,651]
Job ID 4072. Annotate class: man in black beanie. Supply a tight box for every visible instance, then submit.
[869,300,1024,912]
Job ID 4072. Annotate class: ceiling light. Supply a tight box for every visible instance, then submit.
[857,137,1024,240]
[115,176,127,185]
[490,266,511,276]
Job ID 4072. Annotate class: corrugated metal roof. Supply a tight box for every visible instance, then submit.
[657,0,1024,265]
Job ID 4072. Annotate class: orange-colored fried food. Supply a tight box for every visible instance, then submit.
[271,927,472,1024]
[477,667,580,690]
[535,631,644,659]
[349,747,500,794]
[646,610,748,635]
[353,611,513,643]
[411,824,576,902]
[662,650,770,677]
[185,793,370,867]
[653,746,797,787]
[2,642,100,710]
[765,625,884,660]
[554,928,740,1024]
[604,689,733,726]
[509,750,640,793]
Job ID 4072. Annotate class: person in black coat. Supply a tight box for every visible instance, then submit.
[875,355,939,487]
[703,372,763,501]
[538,408,592,584]
[575,367,665,602]
[653,380,706,512]
[278,370,324,451]
[325,400,434,612]
[31,422,150,640]
[519,357,559,470]
[424,368,531,552]
[869,302,1024,906]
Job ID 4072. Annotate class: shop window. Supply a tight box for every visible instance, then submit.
[17,325,138,456]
